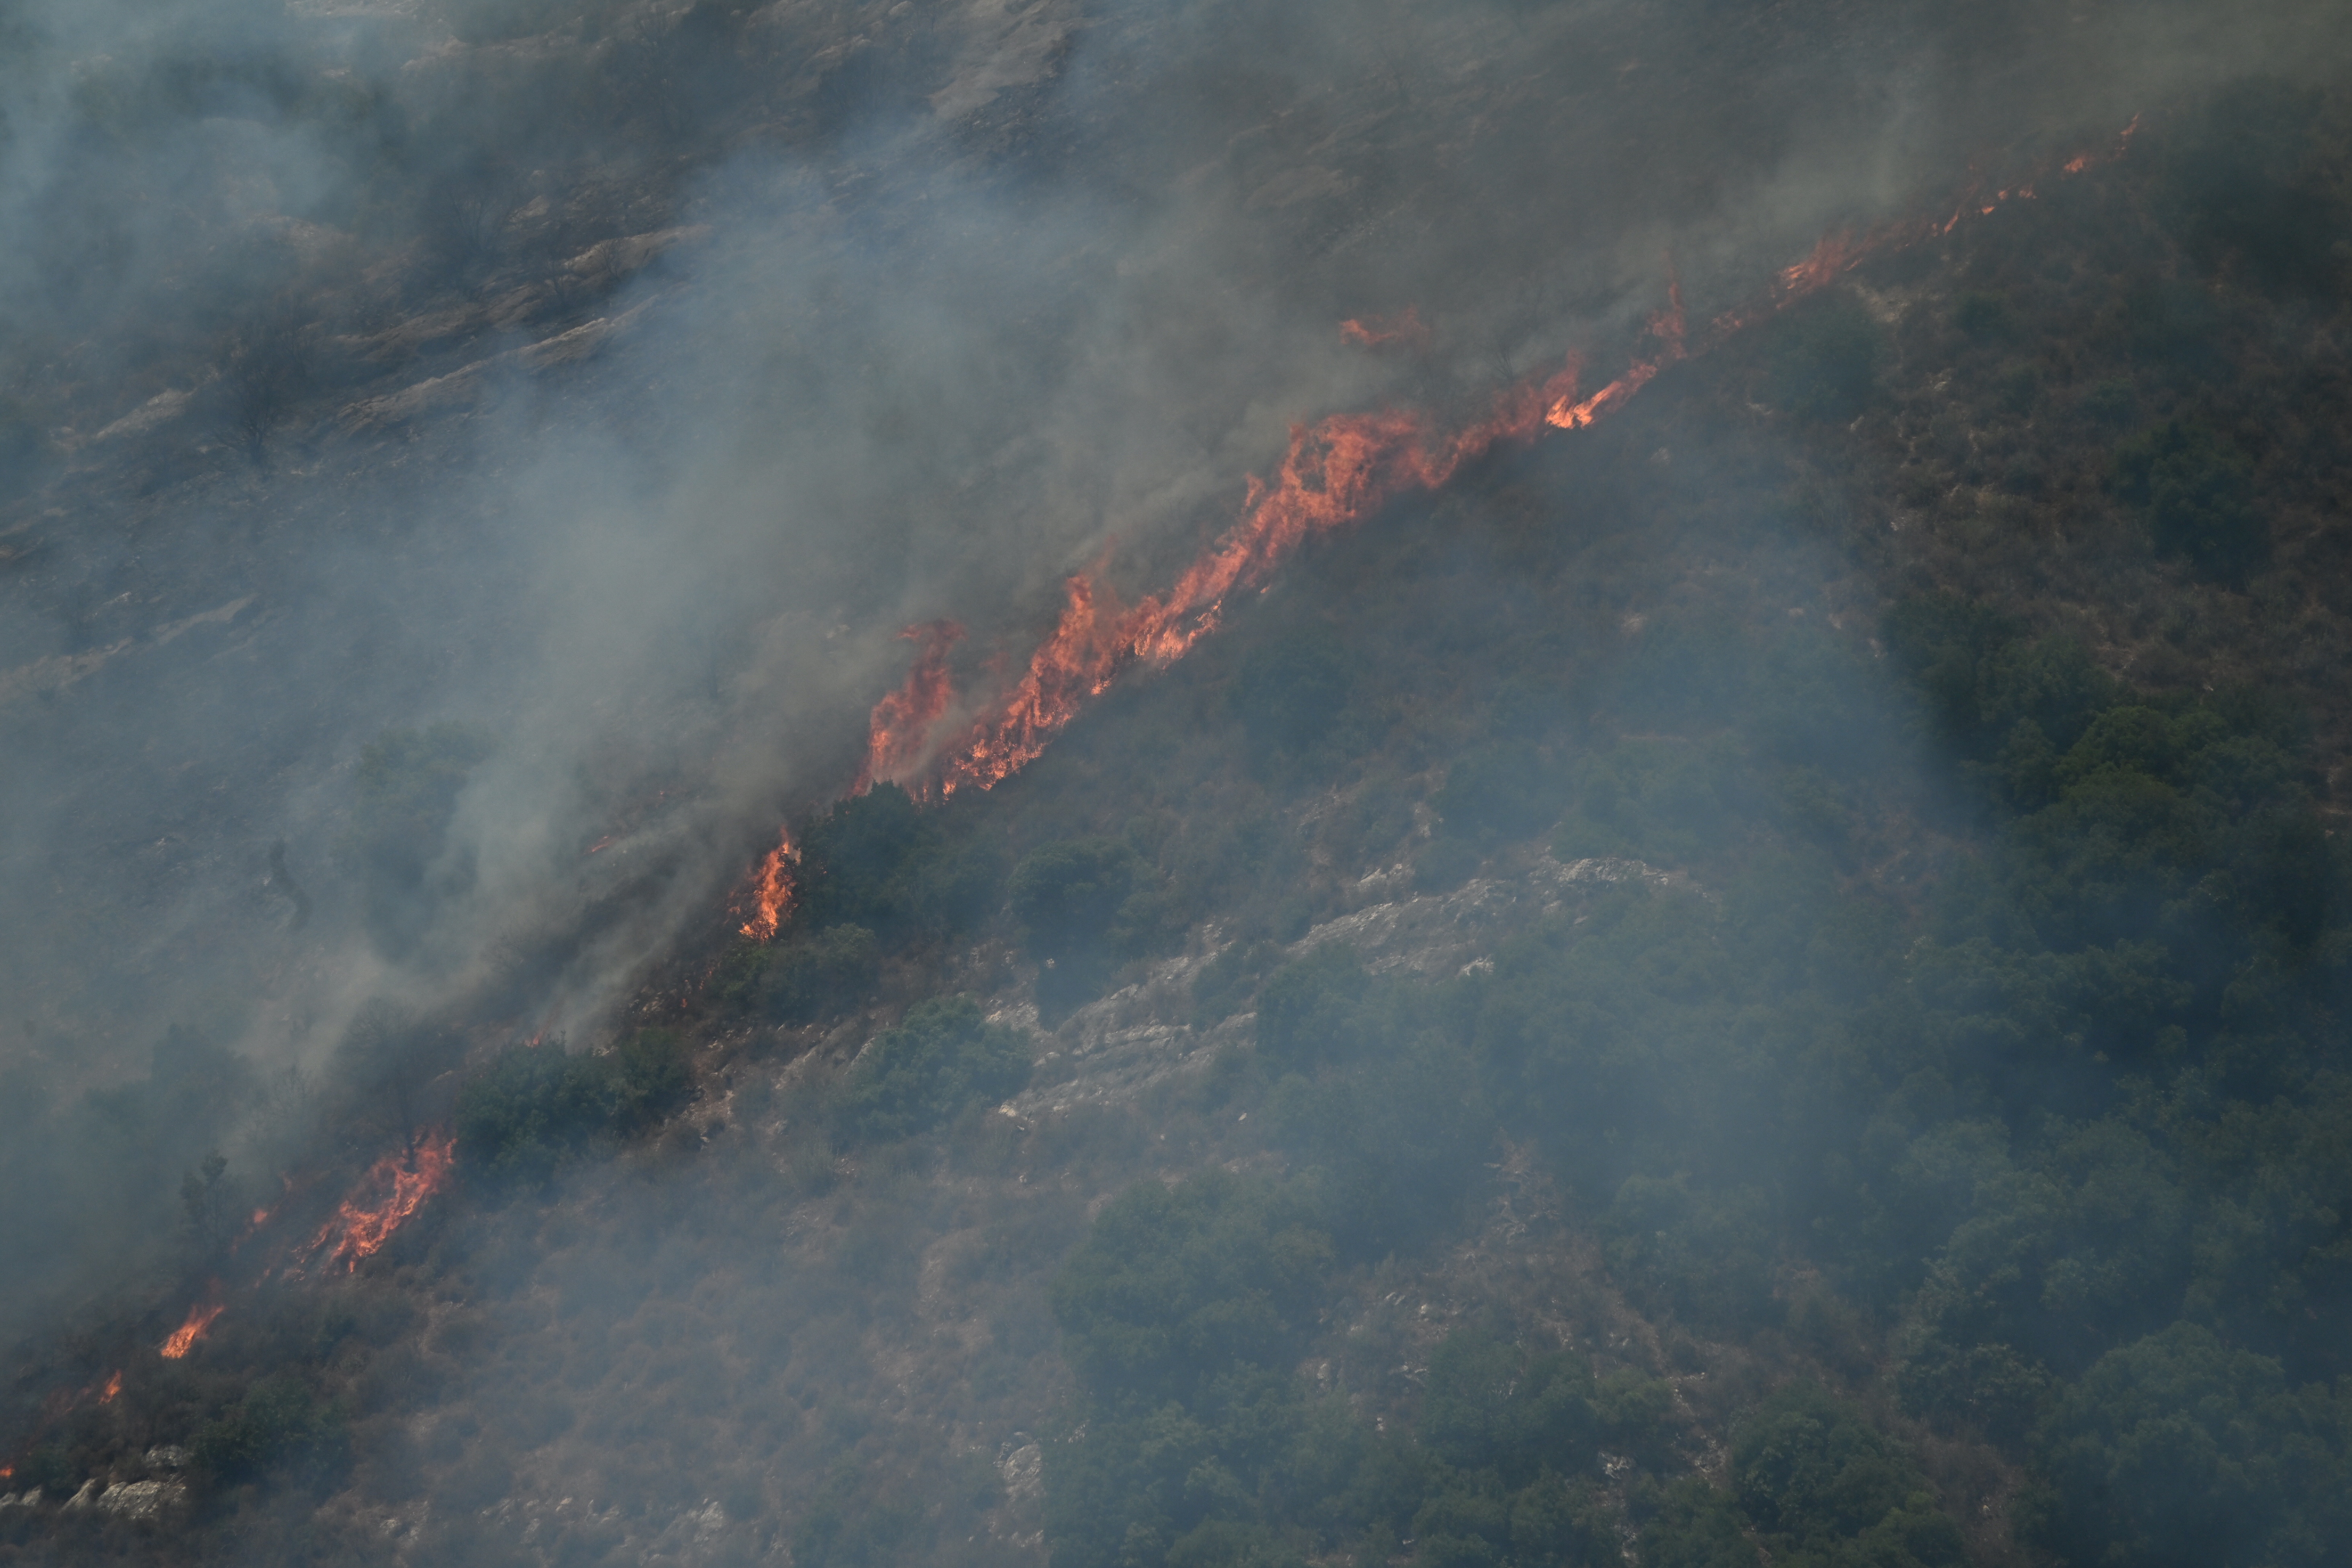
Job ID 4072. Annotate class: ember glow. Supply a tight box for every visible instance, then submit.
[738,828,799,939]
[301,1132,455,1274]
[99,1372,121,1403]
[160,1300,224,1359]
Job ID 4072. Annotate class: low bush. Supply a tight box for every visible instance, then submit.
[453,1029,693,1184]
[2110,418,2265,583]
[834,997,1029,1143]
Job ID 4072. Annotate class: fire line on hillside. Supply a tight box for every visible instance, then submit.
[732,118,2141,939]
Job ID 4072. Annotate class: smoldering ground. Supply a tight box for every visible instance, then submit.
[0,0,2345,1500]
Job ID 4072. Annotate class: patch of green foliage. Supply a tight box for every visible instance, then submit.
[452,1029,693,1185]
[192,1375,348,1490]
[713,923,881,1024]
[1257,952,1492,1259]
[2110,417,2266,583]
[1231,626,1357,776]
[1036,588,2352,1568]
[1011,836,1179,1016]
[1435,740,1569,846]
[1729,1384,1964,1568]
[1045,1173,1635,1568]
[834,997,1029,1143]
[1765,293,1885,421]
[793,784,1006,945]
[2031,1322,2352,1568]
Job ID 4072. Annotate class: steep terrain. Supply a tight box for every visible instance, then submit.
[7,3,2352,1567]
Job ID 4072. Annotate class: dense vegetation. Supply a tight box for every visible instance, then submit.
[8,45,2352,1568]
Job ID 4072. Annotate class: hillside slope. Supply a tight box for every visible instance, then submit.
[6,4,2352,1567]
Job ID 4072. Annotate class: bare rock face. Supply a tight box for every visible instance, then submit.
[95,1480,187,1519]
[1003,851,1690,1119]
[997,1437,1043,1505]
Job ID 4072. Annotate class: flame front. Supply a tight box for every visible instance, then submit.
[854,621,965,794]
[160,1301,224,1359]
[738,829,799,939]
[99,1371,122,1402]
[301,1132,455,1275]
[767,121,2144,849]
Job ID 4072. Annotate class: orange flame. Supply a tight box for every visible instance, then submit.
[160,1301,224,1359]
[865,364,1583,799]
[301,1132,454,1274]
[1549,265,1687,430]
[780,119,2146,841]
[738,828,799,939]
[1339,306,1431,350]
[99,1371,122,1403]
[854,621,964,793]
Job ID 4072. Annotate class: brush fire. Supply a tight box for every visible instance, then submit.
[296,1132,456,1275]
[160,1302,224,1360]
[730,119,2141,935]
[738,830,800,941]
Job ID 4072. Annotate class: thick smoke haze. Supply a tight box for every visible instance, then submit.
[1,0,2346,1507]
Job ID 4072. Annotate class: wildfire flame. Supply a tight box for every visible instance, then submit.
[755,119,2144,868]
[898,367,1588,799]
[301,1132,455,1274]
[99,1371,122,1403]
[854,621,965,793]
[865,280,1687,795]
[160,1301,224,1359]
[738,828,799,939]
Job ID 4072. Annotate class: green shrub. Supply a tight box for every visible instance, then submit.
[764,924,881,1022]
[1267,1030,1489,1259]
[2110,418,2265,583]
[1192,939,1281,1024]
[192,1375,348,1488]
[1011,836,1170,1013]
[1050,1171,1333,1408]
[2033,1322,2352,1568]
[796,785,1006,942]
[835,997,1028,1143]
[1953,290,2015,342]
[1010,838,1144,961]
[2079,377,2138,427]
[1418,1329,1598,1482]
[1634,1477,1755,1568]
[1730,1384,1961,1567]
[1603,1176,1779,1333]
[1436,740,1568,844]
[1232,626,1355,769]
[1254,943,1373,1069]
[2160,79,2343,294]
[1766,294,1884,420]
[453,1029,692,1183]
[1413,834,1482,890]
